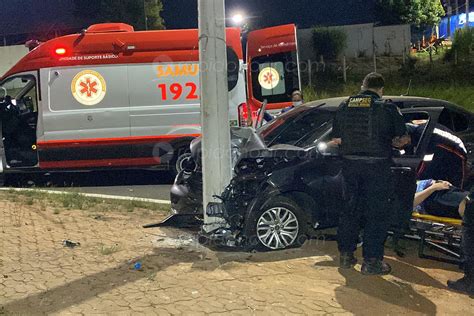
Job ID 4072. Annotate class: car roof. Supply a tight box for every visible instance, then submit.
[306,96,472,115]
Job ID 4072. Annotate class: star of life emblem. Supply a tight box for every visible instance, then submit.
[258,67,280,90]
[71,70,107,106]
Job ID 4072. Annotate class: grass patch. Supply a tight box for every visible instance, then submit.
[146,272,156,281]
[98,243,120,256]
[0,190,170,214]
[305,54,474,111]
[305,81,474,111]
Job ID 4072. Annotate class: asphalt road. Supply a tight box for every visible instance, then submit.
[7,170,174,201]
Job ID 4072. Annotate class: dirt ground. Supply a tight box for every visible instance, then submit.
[1,194,474,315]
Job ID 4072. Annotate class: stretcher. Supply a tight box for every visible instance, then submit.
[388,166,464,265]
[409,212,463,265]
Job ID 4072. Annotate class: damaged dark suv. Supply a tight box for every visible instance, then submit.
[170,97,474,251]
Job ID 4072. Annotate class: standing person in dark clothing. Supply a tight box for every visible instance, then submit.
[330,72,407,275]
[449,202,474,296]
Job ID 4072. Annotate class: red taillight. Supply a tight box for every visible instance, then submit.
[238,103,249,127]
[55,47,67,56]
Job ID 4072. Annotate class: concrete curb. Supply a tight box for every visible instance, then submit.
[0,187,171,205]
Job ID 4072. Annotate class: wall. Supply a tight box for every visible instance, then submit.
[0,45,29,77]
[374,24,411,57]
[298,23,411,60]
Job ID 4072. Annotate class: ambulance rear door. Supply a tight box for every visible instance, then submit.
[246,24,301,112]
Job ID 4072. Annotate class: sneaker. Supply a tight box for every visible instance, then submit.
[447,276,474,295]
[339,252,357,269]
[361,259,392,275]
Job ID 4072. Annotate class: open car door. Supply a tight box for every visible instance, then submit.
[394,108,443,171]
[246,24,301,113]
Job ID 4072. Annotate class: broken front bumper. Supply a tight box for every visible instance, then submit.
[170,171,203,216]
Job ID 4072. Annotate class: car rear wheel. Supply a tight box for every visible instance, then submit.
[244,196,308,251]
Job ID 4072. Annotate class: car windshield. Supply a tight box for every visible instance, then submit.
[257,106,335,147]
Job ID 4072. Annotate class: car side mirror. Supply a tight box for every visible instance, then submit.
[317,142,340,156]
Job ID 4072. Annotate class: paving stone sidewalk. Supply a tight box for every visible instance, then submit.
[1,198,473,315]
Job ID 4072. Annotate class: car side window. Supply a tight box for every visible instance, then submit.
[438,108,454,131]
[437,108,470,133]
[450,111,469,132]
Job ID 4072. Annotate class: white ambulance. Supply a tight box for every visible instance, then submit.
[0,22,300,181]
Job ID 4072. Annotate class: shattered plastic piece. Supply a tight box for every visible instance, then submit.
[134,262,142,270]
[62,240,80,248]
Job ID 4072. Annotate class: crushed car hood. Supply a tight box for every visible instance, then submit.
[189,127,310,168]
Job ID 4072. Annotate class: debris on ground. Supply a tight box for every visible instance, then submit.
[133,262,143,270]
[62,240,81,248]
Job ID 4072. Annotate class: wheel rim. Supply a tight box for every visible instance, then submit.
[257,207,299,250]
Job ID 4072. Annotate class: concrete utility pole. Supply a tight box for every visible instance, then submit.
[198,0,232,232]
[466,0,470,29]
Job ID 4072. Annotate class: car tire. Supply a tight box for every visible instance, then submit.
[243,196,308,252]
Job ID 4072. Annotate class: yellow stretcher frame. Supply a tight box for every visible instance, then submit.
[409,212,463,265]
[412,213,463,226]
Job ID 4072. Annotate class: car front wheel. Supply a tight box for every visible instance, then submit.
[244,196,308,251]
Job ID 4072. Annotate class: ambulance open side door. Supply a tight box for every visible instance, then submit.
[246,24,301,113]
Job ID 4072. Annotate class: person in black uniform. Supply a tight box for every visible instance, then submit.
[449,201,474,295]
[331,73,407,275]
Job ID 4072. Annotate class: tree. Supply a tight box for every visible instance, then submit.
[73,0,165,30]
[312,27,347,59]
[376,0,445,26]
[144,0,165,30]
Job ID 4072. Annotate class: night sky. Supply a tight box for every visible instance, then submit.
[162,0,377,29]
[0,0,379,41]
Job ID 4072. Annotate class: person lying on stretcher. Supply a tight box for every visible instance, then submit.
[413,179,474,295]
[414,179,470,219]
